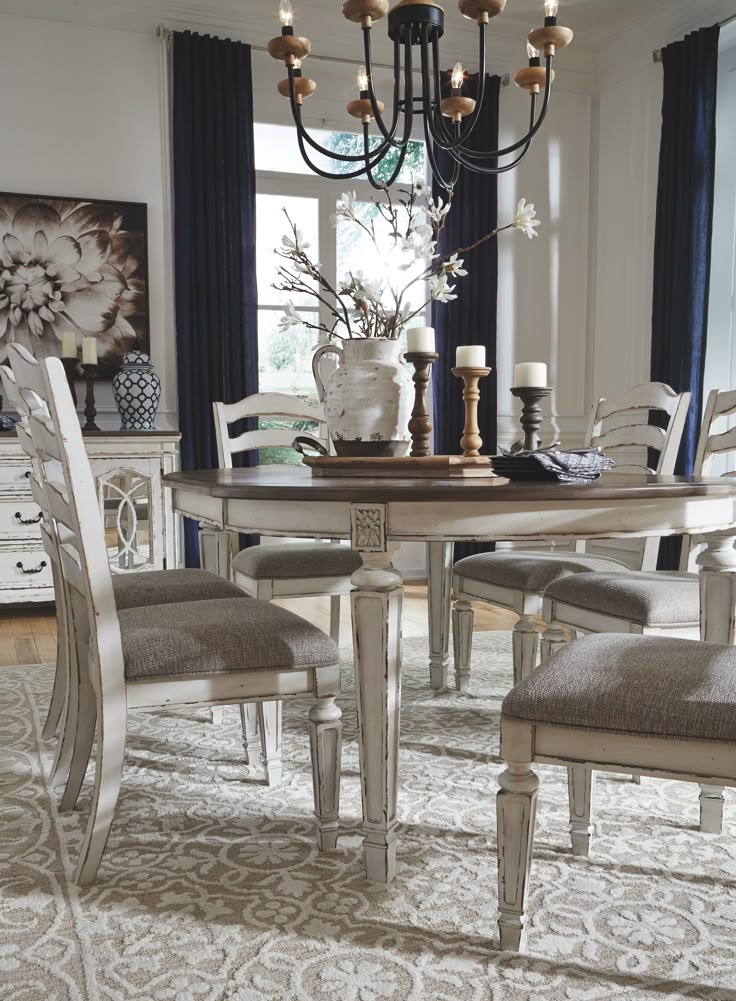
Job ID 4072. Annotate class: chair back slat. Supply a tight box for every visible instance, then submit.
[592,423,667,456]
[594,382,683,422]
[213,392,327,468]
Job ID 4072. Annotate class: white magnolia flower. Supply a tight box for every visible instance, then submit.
[411,176,429,199]
[332,190,358,225]
[294,260,320,274]
[443,253,467,277]
[431,273,457,302]
[401,225,437,264]
[513,197,541,239]
[280,228,310,255]
[426,195,451,226]
[278,301,305,332]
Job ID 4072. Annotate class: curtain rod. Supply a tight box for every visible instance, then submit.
[653,10,736,62]
[156,24,510,85]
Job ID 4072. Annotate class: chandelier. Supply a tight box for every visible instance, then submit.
[267,0,573,192]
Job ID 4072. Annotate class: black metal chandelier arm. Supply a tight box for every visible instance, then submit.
[293,110,390,181]
[424,114,462,194]
[453,56,554,161]
[426,24,488,152]
[362,121,411,190]
[361,29,404,148]
[286,66,399,164]
[454,92,537,165]
[362,36,416,190]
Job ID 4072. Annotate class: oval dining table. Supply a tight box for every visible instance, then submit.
[164,465,736,884]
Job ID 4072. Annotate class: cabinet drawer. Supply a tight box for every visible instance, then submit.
[0,545,53,592]
[0,459,32,495]
[0,499,43,539]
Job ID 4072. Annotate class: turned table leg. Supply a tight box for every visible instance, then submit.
[427,541,454,690]
[696,531,736,834]
[350,504,403,883]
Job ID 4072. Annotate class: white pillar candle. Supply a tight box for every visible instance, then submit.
[406,326,435,353]
[456,345,486,368]
[514,362,548,387]
[61,331,77,358]
[81,337,98,366]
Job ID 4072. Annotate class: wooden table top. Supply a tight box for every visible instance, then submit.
[164,465,736,504]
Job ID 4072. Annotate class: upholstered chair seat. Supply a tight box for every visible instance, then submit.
[232,543,362,581]
[120,596,340,680]
[112,568,244,610]
[544,571,700,628]
[454,551,633,593]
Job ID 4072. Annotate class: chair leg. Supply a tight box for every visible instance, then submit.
[309,696,342,850]
[329,595,341,644]
[699,784,725,834]
[239,704,261,767]
[497,762,539,952]
[73,696,127,886]
[58,668,97,812]
[209,706,227,725]
[452,598,474,692]
[512,615,539,685]
[568,766,595,857]
[43,605,67,741]
[258,701,283,787]
[539,622,568,663]
[49,620,80,789]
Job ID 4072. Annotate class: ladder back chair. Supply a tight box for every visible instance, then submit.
[1,363,245,801]
[9,346,343,886]
[451,382,691,692]
[542,387,736,833]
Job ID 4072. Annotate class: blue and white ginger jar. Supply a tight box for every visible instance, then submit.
[112,349,161,431]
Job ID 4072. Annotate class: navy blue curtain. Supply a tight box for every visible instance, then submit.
[651,25,719,568]
[172,31,259,566]
[432,73,500,560]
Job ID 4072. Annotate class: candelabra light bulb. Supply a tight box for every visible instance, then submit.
[357,64,369,92]
[279,0,294,27]
[451,61,464,90]
[544,0,559,16]
[293,57,302,71]
[527,41,540,60]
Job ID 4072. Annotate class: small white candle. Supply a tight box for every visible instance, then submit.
[406,326,435,354]
[81,337,98,366]
[61,331,77,358]
[514,362,548,387]
[456,345,486,368]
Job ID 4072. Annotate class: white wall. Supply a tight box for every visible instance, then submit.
[0,12,176,430]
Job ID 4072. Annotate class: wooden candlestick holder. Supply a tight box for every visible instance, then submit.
[82,363,100,431]
[405,351,438,457]
[452,366,492,457]
[61,357,79,407]
[510,385,552,452]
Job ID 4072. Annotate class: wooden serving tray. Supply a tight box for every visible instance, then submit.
[302,454,498,478]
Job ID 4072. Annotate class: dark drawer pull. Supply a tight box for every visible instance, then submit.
[16,560,47,575]
[24,470,31,479]
[15,511,42,525]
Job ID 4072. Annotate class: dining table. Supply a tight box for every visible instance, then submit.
[163,465,736,884]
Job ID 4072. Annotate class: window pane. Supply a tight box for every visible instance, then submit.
[255,123,424,185]
[256,193,319,308]
[258,309,320,399]
[335,199,429,330]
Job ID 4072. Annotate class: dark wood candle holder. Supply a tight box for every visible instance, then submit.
[82,363,100,431]
[510,385,552,452]
[452,366,492,457]
[405,351,438,458]
[61,357,79,407]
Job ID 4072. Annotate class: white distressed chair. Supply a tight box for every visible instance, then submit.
[0,364,245,800]
[451,383,691,691]
[542,387,736,830]
[9,345,343,886]
[496,633,736,952]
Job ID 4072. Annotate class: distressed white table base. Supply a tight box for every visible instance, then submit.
[427,541,453,690]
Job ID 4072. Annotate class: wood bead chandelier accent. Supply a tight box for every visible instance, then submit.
[268,0,573,191]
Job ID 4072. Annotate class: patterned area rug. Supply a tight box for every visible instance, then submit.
[2,632,736,1001]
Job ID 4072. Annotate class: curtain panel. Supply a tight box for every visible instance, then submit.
[432,72,501,560]
[172,31,259,566]
[650,24,720,568]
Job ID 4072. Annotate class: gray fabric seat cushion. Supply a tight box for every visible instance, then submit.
[112,569,243,610]
[232,542,362,580]
[453,551,633,593]
[502,633,736,743]
[545,571,700,627]
[119,597,339,681]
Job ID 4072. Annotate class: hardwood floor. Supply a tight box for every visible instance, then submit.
[0,583,528,668]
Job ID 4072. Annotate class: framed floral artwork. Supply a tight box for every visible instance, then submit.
[0,192,149,378]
